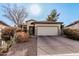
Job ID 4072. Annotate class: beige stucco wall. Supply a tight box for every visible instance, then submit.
[0,24,8,29]
[26,21,35,31]
[0,24,8,39]
[34,24,61,36]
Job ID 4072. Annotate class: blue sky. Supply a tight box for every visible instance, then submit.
[0,3,79,26]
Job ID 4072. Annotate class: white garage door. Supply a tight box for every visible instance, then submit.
[37,27,58,36]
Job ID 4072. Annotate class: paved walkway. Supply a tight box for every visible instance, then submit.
[6,36,79,56]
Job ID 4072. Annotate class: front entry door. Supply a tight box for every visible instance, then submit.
[29,26,35,35]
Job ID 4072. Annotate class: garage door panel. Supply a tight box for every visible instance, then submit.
[37,27,58,36]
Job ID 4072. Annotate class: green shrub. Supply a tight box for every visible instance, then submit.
[63,28,79,40]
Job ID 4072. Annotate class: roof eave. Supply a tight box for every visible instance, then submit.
[31,21,63,24]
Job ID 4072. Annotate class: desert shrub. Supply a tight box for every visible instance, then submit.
[0,40,8,53]
[1,27,14,41]
[13,28,30,43]
[0,27,14,54]
[0,47,8,53]
[6,40,13,48]
[63,28,79,40]
[0,39,13,55]
[15,28,22,32]
[0,27,15,55]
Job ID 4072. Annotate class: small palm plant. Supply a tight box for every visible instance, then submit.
[47,9,60,22]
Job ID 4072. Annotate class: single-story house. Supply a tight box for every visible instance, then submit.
[66,20,79,29]
[21,20,63,36]
[0,21,9,29]
[0,21,9,39]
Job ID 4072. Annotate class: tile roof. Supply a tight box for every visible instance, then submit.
[0,21,9,26]
[67,20,79,27]
[26,19,36,22]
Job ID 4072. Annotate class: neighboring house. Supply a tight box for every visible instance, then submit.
[0,21,9,29]
[66,20,79,29]
[22,20,63,36]
[0,21,9,39]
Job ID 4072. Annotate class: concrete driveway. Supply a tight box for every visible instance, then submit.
[37,36,79,56]
[6,36,79,56]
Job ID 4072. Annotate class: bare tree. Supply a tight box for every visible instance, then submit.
[2,4,28,27]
